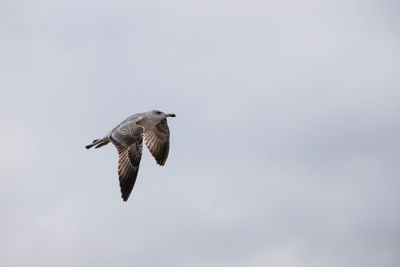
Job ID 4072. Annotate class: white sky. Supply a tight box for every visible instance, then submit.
[1,0,399,266]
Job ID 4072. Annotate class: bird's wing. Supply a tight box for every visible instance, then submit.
[144,119,170,166]
[110,124,144,201]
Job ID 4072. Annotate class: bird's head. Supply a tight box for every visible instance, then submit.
[137,110,176,128]
[151,110,176,120]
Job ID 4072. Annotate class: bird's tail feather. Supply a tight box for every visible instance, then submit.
[85,137,110,149]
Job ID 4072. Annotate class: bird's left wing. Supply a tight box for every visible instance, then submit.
[110,124,144,201]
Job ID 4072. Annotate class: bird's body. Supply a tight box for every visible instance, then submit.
[86,110,176,201]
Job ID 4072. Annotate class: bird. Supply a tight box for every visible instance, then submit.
[85,110,176,201]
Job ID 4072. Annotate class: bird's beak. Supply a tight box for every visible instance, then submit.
[167,113,176,118]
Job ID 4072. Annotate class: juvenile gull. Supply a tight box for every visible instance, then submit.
[85,110,176,201]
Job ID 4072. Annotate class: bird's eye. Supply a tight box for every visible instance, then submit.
[155,111,162,115]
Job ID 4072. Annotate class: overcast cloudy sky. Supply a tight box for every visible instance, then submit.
[1,0,399,266]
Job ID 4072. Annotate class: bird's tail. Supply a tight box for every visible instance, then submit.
[85,137,110,149]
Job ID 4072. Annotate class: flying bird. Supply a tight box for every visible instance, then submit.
[85,110,176,201]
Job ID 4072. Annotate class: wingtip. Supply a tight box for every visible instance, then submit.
[121,192,130,202]
[157,161,166,166]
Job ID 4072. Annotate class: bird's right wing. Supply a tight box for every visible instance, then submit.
[144,119,170,166]
[110,124,144,201]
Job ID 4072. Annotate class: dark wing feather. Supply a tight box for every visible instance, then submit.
[110,124,143,201]
[144,119,170,166]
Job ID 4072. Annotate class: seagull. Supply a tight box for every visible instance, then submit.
[85,110,176,201]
